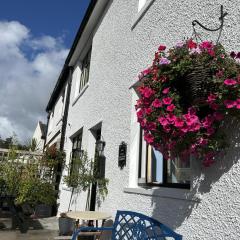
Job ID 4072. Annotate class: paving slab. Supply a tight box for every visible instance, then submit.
[0,216,60,240]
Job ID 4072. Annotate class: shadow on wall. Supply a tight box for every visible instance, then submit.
[151,116,240,229]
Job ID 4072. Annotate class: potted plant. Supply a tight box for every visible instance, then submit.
[136,39,240,166]
[58,212,75,236]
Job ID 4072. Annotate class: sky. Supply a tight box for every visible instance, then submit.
[0,0,90,143]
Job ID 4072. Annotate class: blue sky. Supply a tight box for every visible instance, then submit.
[0,1,90,142]
[0,0,90,48]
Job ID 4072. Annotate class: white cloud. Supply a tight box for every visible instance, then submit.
[0,21,68,142]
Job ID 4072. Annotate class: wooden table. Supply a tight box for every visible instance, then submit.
[65,211,111,221]
[66,211,112,239]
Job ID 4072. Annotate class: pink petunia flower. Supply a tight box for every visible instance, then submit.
[140,118,147,127]
[152,99,162,108]
[146,122,156,131]
[190,122,201,132]
[158,45,166,51]
[145,108,152,115]
[163,125,171,133]
[208,49,215,57]
[139,86,155,98]
[162,87,170,94]
[144,132,154,144]
[184,113,199,127]
[142,68,151,76]
[180,125,189,133]
[199,41,213,50]
[236,99,240,109]
[162,97,173,105]
[166,104,176,112]
[174,117,184,128]
[187,39,197,49]
[224,79,237,86]
[158,117,169,126]
[202,115,214,128]
[166,113,177,124]
[224,100,236,108]
[137,109,144,119]
[207,94,217,103]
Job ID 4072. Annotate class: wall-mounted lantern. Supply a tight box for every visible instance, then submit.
[96,140,106,157]
[96,140,106,178]
[118,142,127,169]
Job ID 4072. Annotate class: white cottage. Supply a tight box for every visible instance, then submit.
[46,1,240,239]
[32,121,47,152]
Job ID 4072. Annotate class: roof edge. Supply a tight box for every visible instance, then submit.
[46,0,98,112]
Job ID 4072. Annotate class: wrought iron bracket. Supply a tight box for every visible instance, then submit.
[192,5,228,32]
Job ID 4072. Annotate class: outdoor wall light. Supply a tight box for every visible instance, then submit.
[96,140,106,157]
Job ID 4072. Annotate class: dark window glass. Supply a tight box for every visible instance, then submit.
[79,48,91,93]
[69,131,83,187]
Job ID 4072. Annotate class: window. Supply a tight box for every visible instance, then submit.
[138,0,147,12]
[138,128,191,189]
[79,48,91,93]
[69,131,83,187]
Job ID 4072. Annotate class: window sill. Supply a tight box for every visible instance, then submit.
[72,83,89,106]
[131,0,156,30]
[123,187,201,202]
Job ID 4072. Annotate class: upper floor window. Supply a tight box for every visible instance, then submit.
[138,128,191,189]
[79,48,92,93]
[138,0,147,12]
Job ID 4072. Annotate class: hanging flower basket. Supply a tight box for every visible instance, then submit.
[136,39,240,167]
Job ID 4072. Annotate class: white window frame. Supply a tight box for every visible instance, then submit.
[128,86,191,189]
[132,0,156,30]
[138,0,147,12]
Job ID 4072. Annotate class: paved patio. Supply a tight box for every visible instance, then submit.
[0,212,59,240]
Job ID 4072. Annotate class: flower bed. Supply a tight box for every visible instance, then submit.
[136,39,240,166]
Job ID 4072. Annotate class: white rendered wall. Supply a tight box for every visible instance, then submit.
[45,84,68,147]
[58,1,240,239]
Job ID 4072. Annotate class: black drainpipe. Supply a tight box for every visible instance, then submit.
[60,66,73,151]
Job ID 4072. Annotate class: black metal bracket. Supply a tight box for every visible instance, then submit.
[192,5,228,43]
[192,5,228,32]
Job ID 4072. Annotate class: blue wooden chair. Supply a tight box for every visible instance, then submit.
[71,210,182,240]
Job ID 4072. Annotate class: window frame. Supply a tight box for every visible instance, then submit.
[138,128,191,190]
[79,47,92,93]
